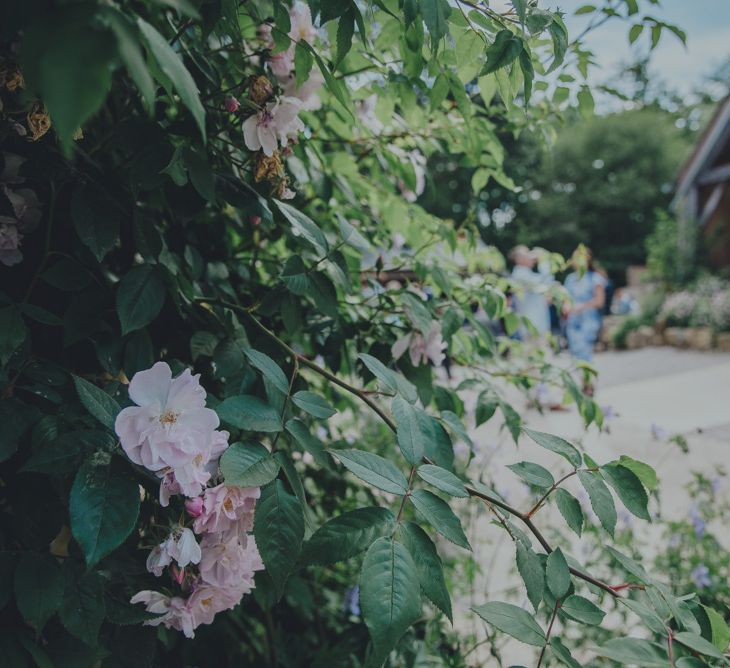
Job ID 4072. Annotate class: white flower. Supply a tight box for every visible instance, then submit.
[147,527,201,577]
[392,321,447,367]
[242,97,304,157]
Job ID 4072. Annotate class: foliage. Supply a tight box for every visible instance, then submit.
[0,1,725,667]
[646,210,697,287]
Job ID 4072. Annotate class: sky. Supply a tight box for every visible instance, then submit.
[491,0,730,101]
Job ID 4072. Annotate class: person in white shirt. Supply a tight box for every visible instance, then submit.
[509,245,551,339]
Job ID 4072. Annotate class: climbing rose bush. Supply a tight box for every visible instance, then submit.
[0,0,726,666]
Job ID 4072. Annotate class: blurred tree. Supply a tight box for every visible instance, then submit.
[511,109,691,281]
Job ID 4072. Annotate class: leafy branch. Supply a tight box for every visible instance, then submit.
[197,299,620,599]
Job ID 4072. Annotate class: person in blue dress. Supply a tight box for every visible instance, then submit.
[563,245,606,374]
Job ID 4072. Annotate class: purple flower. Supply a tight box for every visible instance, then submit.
[343,585,360,616]
[601,404,616,422]
[650,423,667,441]
[691,564,711,589]
[689,505,705,538]
[667,533,681,548]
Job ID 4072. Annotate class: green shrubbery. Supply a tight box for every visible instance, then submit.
[0,1,726,667]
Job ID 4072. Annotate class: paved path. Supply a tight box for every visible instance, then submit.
[453,347,730,664]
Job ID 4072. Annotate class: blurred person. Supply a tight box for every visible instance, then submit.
[509,245,551,339]
[562,245,606,393]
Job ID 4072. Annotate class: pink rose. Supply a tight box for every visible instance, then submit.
[115,362,220,475]
[193,483,260,540]
[198,534,263,590]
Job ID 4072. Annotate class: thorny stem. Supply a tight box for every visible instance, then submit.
[195,300,621,599]
[536,600,561,668]
[667,630,675,667]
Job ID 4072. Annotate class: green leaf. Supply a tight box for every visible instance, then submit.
[550,637,582,668]
[554,489,583,536]
[674,632,725,659]
[417,464,467,498]
[519,47,534,103]
[574,4,596,14]
[616,455,658,491]
[220,441,280,487]
[116,265,166,335]
[522,427,582,467]
[392,396,426,465]
[675,659,710,668]
[281,255,311,296]
[605,546,651,584]
[14,553,64,631]
[508,462,554,489]
[71,184,120,261]
[284,418,331,469]
[294,41,314,88]
[516,542,544,611]
[546,547,571,598]
[334,8,355,69]
[22,430,107,475]
[440,410,473,448]
[400,293,433,335]
[0,305,26,367]
[629,23,644,44]
[358,353,417,403]
[292,391,336,419]
[303,41,353,117]
[577,86,594,118]
[423,419,455,472]
[702,604,730,652]
[301,507,395,566]
[482,30,523,74]
[578,470,616,536]
[601,464,650,521]
[513,0,528,22]
[560,594,604,625]
[254,480,304,599]
[244,349,290,395]
[651,24,662,49]
[73,376,121,431]
[409,489,470,550]
[398,521,452,621]
[273,199,329,255]
[421,0,452,50]
[101,7,156,112]
[547,16,568,72]
[59,563,106,646]
[472,601,545,646]
[136,17,205,140]
[621,599,666,635]
[594,638,667,666]
[360,537,421,660]
[332,449,408,495]
[216,395,283,432]
[20,10,116,146]
[500,401,522,444]
[70,456,140,567]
